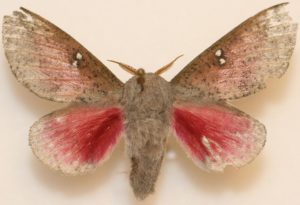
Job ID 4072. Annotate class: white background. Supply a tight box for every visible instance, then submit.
[0,0,299,204]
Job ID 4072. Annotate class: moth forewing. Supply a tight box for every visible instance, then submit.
[171,3,297,101]
[2,7,123,103]
[2,3,297,201]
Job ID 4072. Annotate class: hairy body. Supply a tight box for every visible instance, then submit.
[2,3,297,201]
[121,74,173,199]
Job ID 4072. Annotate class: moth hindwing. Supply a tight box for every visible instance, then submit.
[3,3,297,200]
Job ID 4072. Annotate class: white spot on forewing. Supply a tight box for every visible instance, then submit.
[72,52,83,67]
[219,58,226,65]
[215,49,222,57]
[76,52,83,60]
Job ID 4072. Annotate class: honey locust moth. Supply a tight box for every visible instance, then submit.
[2,3,297,200]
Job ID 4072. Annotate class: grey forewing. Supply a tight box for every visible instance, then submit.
[121,73,173,199]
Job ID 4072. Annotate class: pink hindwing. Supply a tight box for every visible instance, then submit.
[30,105,124,174]
[172,102,266,171]
[2,3,297,200]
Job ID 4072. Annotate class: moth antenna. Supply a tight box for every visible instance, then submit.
[108,60,138,75]
[155,54,183,75]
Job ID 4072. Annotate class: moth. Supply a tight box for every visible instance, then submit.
[2,3,297,200]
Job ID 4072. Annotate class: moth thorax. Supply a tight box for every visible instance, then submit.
[121,73,173,113]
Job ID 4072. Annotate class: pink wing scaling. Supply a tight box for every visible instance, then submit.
[172,3,297,100]
[3,8,123,103]
[172,102,266,171]
[30,105,124,174]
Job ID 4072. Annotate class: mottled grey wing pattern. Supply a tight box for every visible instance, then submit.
[3,8,123,103]
[172,3,297,100]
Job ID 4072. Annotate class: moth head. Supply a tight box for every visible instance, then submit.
[136,68,145,77]
[108,54,183,76]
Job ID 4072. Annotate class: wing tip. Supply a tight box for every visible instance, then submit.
[258,2,290,17]
[19,7,40,19]
[19,7,30,14]
[271,2,289,9]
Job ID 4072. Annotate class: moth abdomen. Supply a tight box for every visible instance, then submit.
[122,73,173,199]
